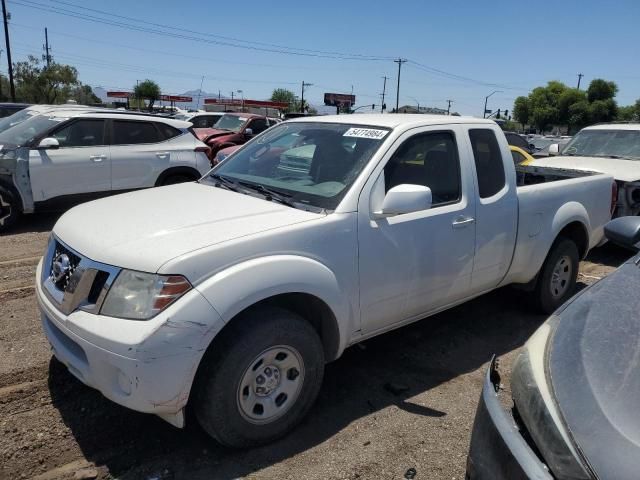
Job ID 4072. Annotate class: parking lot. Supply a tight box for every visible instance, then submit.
[0,213,630,480]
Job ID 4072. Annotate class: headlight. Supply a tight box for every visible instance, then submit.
[511,317,590,479]
[100,270,191,320]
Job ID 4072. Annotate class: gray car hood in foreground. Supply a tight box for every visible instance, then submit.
[53,182,322,273]
[550,257,640,480]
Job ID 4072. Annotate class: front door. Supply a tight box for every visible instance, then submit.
[358,127,477,335]
[29,118,110,202]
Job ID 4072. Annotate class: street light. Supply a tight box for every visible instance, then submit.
[483,90,502,118]
[409,96,420,113]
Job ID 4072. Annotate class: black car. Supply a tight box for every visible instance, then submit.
[466,216,640,480]
[0,102,30,118]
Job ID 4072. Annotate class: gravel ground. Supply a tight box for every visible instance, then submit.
[0,212,631,480]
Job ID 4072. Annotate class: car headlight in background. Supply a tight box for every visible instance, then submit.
[511,317,591,479]
[100,270,192,320]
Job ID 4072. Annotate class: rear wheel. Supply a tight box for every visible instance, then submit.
[0,185,20,232]
[533,237,579,314]
[194,306,325,447]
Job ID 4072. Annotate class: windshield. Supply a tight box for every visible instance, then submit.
[204,122,390,209]
[0,108,42,135]
[0,114,66,146]
[562,129,640,160]
[213,114,248,132]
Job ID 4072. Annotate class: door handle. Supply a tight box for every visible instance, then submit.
[90,154,106,162]
[452,216,475,228]
[156,152,169,158]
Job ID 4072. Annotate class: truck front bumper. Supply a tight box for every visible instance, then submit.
[36,259,224,427]
[466,357,553,480]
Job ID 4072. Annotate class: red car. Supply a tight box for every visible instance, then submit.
[193,113,275,162]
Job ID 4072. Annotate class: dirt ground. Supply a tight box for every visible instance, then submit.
[0,213,632,480]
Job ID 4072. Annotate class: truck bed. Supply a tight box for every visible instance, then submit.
[503,167,614,286]
[516,164,601,187]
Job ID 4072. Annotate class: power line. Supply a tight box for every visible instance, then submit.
[406,60,524,91]
[10,0,393,61]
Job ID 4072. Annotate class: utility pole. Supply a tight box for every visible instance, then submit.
[195,75,204,110]
[446,99,453,115]
[44,27,51,67]
[300,80,312,113]
[380,76,388,113]
[1,0,15,102]
[394,58,407,112]
[577,73,584,90]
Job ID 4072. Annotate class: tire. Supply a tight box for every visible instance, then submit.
[160,174,194,186]
[0,185,20,232]
[533,237,579,314]
[194,306,325,448]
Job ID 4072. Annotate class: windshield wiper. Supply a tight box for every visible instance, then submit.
[209,173,239,192]
[235,181,297,208]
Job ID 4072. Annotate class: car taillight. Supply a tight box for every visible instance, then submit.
[611,181,618,217]
[195,145,212,160]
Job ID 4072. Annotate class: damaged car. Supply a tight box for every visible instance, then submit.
[466,215,640,480]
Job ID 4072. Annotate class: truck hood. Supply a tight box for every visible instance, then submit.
[529,155,640,182]
[549,259,640,480]
[193,128,234,142]
[53,183,322,273]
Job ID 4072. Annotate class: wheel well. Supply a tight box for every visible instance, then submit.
[155,167,201,186]
[220,293,341,362]
[557,221,589,259]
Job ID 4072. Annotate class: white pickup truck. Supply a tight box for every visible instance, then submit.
[530,123,640,217]
[36,114,615,448]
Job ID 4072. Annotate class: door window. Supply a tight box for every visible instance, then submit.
[511,150,527,165]
[155,122,182,141]
[384,131,461,206]
[52,119,106,147]
[248,118,268,135]
[469,129,506,198]
[112,120,160,145]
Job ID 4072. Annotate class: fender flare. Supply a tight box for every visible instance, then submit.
[194,255,354,359]
[155,166,201,186]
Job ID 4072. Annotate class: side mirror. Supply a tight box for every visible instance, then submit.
[604,217,640,248]
[374,184,432,218]
[36,137,60,150]
[244,128,254,137]
[548,143,560,156]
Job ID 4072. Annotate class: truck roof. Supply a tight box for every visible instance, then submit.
[284,113,497,129]
[584,123,640,131]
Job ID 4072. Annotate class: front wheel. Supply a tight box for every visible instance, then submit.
[193,307,325,447]
[533,237,579,314]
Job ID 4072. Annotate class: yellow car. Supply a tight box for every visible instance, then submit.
[510,145,535,166]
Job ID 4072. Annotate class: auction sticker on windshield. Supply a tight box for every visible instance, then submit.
[343,128,388,140]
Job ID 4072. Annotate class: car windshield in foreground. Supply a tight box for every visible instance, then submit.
[202,122,391,210]
[562,129,640,160]
[213,114,248,132]
[0,108,41,135]
[0,114,66,146]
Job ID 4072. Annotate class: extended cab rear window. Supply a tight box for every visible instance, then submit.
[469,129,506,198]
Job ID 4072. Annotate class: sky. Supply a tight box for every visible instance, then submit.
[3,0,640,115]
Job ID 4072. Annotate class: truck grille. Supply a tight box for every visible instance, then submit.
[42,236,121,316]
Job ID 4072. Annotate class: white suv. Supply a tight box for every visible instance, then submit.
[0,110,212,229]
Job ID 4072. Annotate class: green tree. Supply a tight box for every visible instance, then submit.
[618,99,640,121]
[587,79,618,103]
[589,98,617,124]
[558,88,587,133]
[14,55,79,103]
[513,96,530,130]
[71,84,101,105]
[133,79,161,111]
[270,88,296,112]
